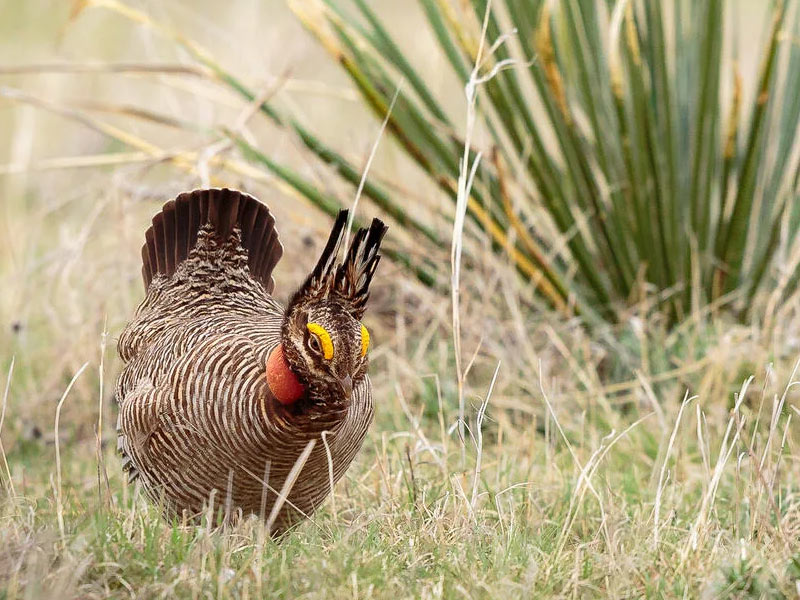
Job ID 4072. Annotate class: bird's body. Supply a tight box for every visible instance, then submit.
[115,189,385,533]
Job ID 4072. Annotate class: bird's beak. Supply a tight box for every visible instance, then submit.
[339,374,353,399]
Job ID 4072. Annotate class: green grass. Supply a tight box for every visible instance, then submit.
[3,306,800,598]
[3,272,800,599]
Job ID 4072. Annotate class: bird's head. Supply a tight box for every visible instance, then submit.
[267,210,386,407]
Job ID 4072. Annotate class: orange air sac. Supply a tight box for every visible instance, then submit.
[266,344,306,405]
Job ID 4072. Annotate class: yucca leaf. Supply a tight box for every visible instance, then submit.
[419,0,471,82]
[688,0,723,254]
[82,0,800,329]
[719,1,787,293]
[342,0,452,124]
[293,2,582,311]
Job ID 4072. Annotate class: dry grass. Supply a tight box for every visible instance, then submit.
[3,1,800,598]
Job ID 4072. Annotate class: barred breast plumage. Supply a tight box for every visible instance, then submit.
[115,188,386,534]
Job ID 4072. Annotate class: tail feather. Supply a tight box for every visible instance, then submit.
[160,201,177,274]
[173,195,191,266]
[237,199,260,259]
[141,188,283,293]
[248,208,270,276]
[260,227,282,280]
[141,244,153,286]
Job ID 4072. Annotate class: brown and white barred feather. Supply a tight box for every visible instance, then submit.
[116,189,374,534]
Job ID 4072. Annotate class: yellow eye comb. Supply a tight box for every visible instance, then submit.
[361,324,370,357]
[307,322,334,360]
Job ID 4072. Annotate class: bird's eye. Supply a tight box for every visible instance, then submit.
[306,322,334,360]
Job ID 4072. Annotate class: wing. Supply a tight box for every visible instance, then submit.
[116,331,279,511]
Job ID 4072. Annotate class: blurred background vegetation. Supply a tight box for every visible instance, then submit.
[291,0,800,330]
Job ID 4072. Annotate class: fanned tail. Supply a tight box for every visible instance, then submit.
[141,188,283,293]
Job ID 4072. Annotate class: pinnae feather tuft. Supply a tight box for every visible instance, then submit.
[308,209,349,287]
[290,212,387,317]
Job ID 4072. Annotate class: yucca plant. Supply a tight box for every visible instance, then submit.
[280,0,800,327]
[17,0,800,330]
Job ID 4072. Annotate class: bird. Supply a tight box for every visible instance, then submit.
[115,188,387,534]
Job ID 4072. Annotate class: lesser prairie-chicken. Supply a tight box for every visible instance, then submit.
[115,188,386,534]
